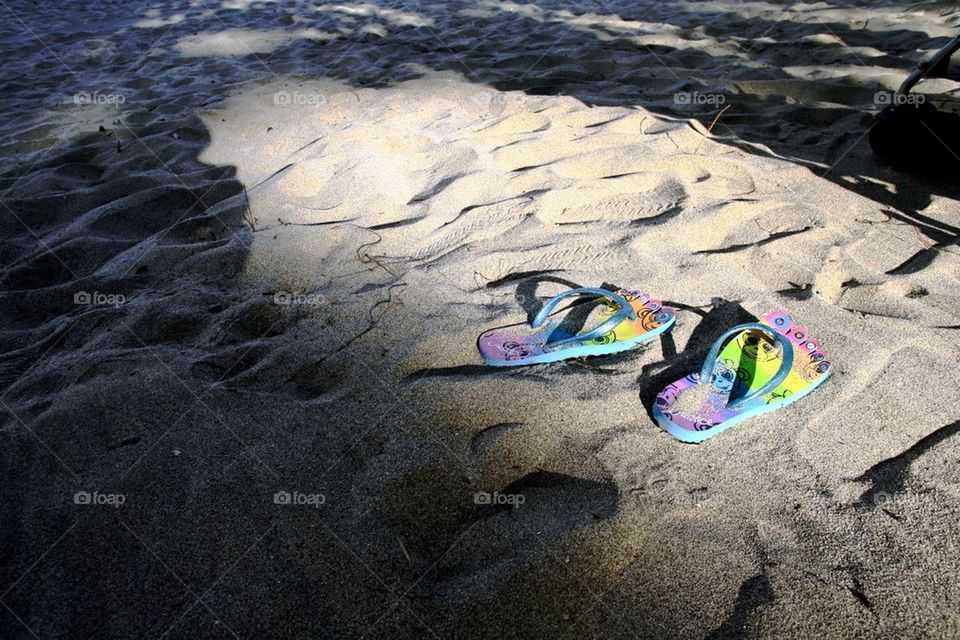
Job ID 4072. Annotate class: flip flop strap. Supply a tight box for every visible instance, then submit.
[531,287,637,349]
[699,322,795,409]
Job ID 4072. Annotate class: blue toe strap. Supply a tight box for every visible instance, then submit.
[531,287,637,349]
[698,322,794,409]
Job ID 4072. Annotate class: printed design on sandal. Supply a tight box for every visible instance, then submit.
[478,287,675,367]
[653,311,831,442]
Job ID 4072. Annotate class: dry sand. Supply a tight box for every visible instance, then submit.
[1,0,959,638]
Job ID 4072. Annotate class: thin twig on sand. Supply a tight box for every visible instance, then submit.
[695,104,732,154]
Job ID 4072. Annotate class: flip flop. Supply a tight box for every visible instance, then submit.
[653,311,831,443]
[477,287,675,366]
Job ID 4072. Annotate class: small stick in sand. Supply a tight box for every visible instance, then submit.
[707,104,732,134]
[397,536,412,565]
[242,186,258,231]
[569,359,603,371]
[695,104,732,154]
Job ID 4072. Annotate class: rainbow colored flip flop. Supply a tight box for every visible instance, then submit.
[653,311,831,443]
[477,287,675,366]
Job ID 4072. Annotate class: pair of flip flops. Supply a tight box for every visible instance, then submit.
[477,287,831,443]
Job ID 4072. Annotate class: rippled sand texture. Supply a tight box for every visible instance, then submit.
[1,1,959,639]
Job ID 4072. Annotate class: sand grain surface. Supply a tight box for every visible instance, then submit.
[1,1,959,638]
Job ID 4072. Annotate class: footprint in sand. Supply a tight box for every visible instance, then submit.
[537,173,688,225]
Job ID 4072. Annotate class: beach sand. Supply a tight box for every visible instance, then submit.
[1,0,959,637]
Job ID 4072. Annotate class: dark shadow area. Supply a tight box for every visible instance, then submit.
[510,273,584,320]
[404,362,551,382]
[0,119,249,402]
[707,570,776,640]
[0,106,266,638]
[854,418,960,506]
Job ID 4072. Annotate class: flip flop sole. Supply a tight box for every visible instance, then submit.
[480,317,675,367]
[478,288,674,367]
[654,366,831,443]
[653,311,831,442]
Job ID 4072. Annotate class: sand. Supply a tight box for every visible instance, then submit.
[1,0,959,638]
